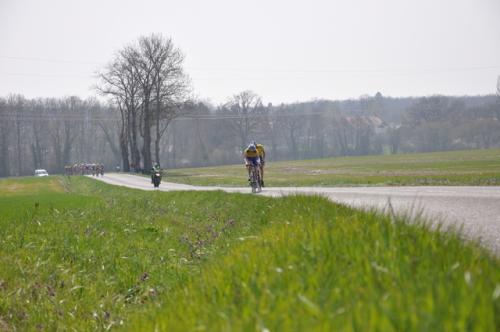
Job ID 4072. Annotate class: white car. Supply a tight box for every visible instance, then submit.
[34,169,49,177]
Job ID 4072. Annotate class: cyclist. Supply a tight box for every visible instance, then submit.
[243,144,261,183]
[254,141,266,187]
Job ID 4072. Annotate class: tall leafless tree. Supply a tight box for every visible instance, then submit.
[149,36,190,165]
[274,104,303,160]
[0,98,10,177]
[97,51,141,172]
[222,90,265,149]
[98,34,190,171]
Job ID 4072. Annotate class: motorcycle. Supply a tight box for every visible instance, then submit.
[152,172,162,188]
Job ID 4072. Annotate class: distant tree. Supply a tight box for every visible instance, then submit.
[303,108,328,159]
[221,90,265,149]
[372,92,384,113]
[469,118,500,148]
[0,97,10,177]
[97,51,138,171]
[388,126,402,154]
[7,94,26,176]
[29,99,48,170]
[274,104,303,159]
[497,76,500,96]
[148,36,190,165]
[359,94,371,112]
[352,117,374,155]
[495,76,500,121]
[405,96,451,127]
[265,104,281,160]
[189,103,211,165]
[331,115,352,155]
[49,97,81,172]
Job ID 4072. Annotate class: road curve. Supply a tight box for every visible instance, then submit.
[91,173,500,255]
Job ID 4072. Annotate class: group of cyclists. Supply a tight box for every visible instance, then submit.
[62,143,266,187]
[65,163,104,176]
[60,144,266,186]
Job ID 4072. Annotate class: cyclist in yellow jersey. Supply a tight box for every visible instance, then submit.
[254,142,266,187]
[243,143,261,183]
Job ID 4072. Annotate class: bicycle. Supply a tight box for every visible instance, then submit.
[249,164,262,193]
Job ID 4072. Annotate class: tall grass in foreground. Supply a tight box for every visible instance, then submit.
[0,177,280,330]
[130,196,500,332]
[0,177,498,331]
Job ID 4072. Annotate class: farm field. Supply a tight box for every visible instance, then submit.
[165,148,500,187]
[0,176,498,331]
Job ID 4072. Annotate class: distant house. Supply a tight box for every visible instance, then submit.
[343,115,389,134]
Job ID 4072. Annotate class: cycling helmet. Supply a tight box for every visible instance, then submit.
[248,144,256,152]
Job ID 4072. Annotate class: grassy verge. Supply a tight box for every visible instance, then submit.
[0,176,286,331]
[0,176,498,331]
[129,195,500,331]
[165,148,500,187]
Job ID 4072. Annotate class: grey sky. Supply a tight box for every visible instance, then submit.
[1,0,499,104]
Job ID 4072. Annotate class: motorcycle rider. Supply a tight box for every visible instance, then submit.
[151,163,161,184]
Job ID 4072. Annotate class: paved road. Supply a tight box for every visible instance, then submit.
[92,173,500,255]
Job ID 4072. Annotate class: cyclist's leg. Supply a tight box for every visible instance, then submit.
[260,159,265,186]
[250,157,259,182]
[253,157,260,184]
[245,158,251,180]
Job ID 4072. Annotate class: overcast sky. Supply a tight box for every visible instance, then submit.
[1,0,499,104]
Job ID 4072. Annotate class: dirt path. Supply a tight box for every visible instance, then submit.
[91,173,500,255]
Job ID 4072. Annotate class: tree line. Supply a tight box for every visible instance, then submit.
[0,95,119,177]
[177,93,500,166]
[1,91,499,177]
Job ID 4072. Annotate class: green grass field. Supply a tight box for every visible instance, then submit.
[165,148,500,187]
[0,176,498,331]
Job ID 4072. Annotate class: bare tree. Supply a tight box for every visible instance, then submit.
[48,97,80,172]
[497,76,500,96]
[29,99,48,170]
[0,97,10,177]
[98,34,190,171]
[274,104,303,159]
[332,116,352,155]
[495,76,500,121]
[6,95,26,176]
[149,35,190,165]
[388,126,402,154]
[222,90,265,149]
[97,48,143,171]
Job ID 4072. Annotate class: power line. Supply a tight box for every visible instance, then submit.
[188,65,500,74]
[0,55,104,65]
[3,67,499,81]
[1,54,499,74]
[0,72,95,78]
[0,110,336,122]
